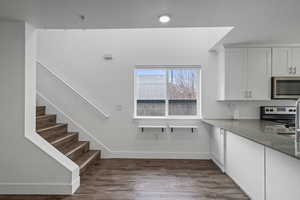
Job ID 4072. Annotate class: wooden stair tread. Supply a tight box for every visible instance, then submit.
[47,132,78,146]
[74,150,100,171]
[36,104,100,175]
[36,114,56,120]
[37,123,67,133]
[58,141,89,156]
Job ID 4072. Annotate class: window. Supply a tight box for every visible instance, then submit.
[134,67,200,118]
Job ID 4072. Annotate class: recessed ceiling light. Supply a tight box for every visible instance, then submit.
[159,15,171,24]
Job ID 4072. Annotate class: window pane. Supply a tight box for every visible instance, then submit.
[137,100,165,116]
[136,69,166,100]
[168,69,198,99]
[136,69,166,116]
[168,69,198,115]
[168,100,197,115]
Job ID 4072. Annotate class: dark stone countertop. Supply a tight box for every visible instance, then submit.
[201,119,300,160]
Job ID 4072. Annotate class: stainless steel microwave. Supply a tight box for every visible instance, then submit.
[272,77,300,99]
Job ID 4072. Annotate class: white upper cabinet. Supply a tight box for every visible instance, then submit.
[292,48,300,76]
[272,48,290,76]
[272,47,300,76]
[224,48,247,100]
[218,47,271,100]
[247,48,272,100]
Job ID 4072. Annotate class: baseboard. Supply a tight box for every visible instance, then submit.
[211,155,225,172]
[109,151,211,159]
[0,178,80,195]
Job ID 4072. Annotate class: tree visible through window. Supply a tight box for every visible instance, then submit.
[135,68,199,117]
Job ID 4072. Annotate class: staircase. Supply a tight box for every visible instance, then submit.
[36,105,101,175]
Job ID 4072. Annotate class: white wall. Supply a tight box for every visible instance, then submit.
[0,20,79,194]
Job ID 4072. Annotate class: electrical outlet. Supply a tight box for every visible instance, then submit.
[115,105,123,111]
[103,54,113,60]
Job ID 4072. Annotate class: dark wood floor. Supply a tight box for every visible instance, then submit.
[0,159,249,200]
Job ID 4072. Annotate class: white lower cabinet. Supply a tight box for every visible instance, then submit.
[265,148,300,200]
[210,127,300,200]
[210,127,225,171]
[225,132,265,200]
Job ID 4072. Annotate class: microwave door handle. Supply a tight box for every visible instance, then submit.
[296,98,300,144]
[296,98,300,129]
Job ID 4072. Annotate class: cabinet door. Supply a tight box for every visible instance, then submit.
[225,132,265,200]
[225,48,247,100]
[272,48,291,76]
[210,127,225,171]
[266,148,300,200]
[292,48,300,75]
[247,48,271,100]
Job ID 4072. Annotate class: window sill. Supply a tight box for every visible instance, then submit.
[133,116,202,120]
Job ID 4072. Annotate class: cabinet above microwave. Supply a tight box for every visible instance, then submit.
[272,48,300,76]
[217,48,271,101]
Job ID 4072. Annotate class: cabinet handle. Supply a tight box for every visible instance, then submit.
[244,90,252,98]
